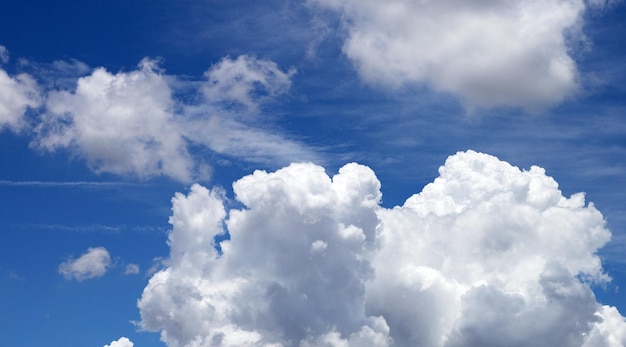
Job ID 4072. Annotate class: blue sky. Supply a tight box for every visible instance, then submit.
[1,1,626,346]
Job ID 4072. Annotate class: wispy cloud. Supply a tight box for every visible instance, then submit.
[0,45,8,64]
[0,180,138,188]
[2,223,168,235]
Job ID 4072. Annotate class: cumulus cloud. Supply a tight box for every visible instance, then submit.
[369,151,615,346]
[203,55,296,113]
[31,55,315,181]
[583,305,626,347]
[58,246,111,281]
[0,57,41,131]
[34,58,196,181]
[138,150,626,346]
[103,337,134,347]
[139,162,384,346]
[309,0,603,110]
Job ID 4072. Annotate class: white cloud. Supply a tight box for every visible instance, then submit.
[203,55,296,113]
[58,246,111,281]
[0,67,41,132]
[182,115,320,167]
[103,337,134,347]
[309,0,601,110]
[186,56,318,166]
[124,263,140,275]
[139,163,384,346]
[31,54,315,181]
[371,150,616,346]
[34,59,196,182]
[138,150,626,346]
[583,305,626,347]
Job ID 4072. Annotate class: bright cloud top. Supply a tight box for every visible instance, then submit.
[103,337,134,347]
[310,0,601,110]
[138,150,626,347]
[58,246,111,281]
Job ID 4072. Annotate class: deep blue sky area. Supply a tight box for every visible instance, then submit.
[1,1,626,346]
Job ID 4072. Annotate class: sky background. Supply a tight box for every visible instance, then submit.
[1,1,626,346]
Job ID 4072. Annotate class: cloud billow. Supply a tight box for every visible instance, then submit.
[103,337,134,347]
[58,246,111,281]
[35,59,195,181]
[138,150,626,346]
[310,0,604,110]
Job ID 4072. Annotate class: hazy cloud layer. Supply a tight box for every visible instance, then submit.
[310,0,603,110]
[58,246,111,281]
[138,150,626,346]
[103,337,134,347]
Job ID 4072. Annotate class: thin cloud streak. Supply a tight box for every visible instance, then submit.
[0,180,138,188]
[1,223,168,235]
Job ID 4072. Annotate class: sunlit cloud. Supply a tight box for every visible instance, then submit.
[102,337,133,347]
[310,0,608,110]
[138,150,626,346]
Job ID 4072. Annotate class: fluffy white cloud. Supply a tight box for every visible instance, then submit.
[139,162,384,346]
[310,0,602,110]
[103,337,134,347]
[0,48,41,131]
[372,151,615,346]
[35,59,196,181]
[59,246,111,281]
[138,150,626,346]
[32,55,314,181]
[583,305,626,347]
